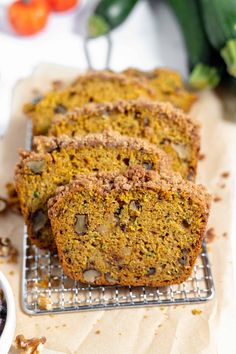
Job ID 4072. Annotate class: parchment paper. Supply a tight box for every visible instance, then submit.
[0,64,236,354]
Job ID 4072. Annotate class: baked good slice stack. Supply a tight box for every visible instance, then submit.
[15,131,171,251]
[24,71,156,135]
[24,68,195,136]
[16,67,211,287]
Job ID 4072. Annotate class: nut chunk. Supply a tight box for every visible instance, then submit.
[15,334,46,354]
[0,237,18,263]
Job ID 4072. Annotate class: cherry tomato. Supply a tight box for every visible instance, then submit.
[8,0,49,36]
[47,0,78,12]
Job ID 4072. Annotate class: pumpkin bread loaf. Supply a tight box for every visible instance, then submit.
[15,131,171,251]
[123,67,196,112]
[48,167,211,287]
[49,100,200,181]
[24,71,156,135]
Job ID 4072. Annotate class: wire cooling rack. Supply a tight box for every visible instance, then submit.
[22,227,214,315]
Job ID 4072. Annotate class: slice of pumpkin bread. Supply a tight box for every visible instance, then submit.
[24,71,156,135]
[123,67,196,112]
[15,131,171,251]
[48,167,211,287]
[49,100,200,181]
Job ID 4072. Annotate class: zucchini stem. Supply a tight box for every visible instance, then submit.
[221,39,236,78]
[88,15,110,38]
[189,63,221,89]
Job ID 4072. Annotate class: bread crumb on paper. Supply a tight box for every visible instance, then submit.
[37,294,52,310]
[199,153,205,161]
[223,232,228,238]
[192,309,202,315]
[220,183,226,189]
[15,334,46,354]
[0,237,18,263]
[205,228,216,243]
[213,195,222,202]
[221,171,230,178]
[95,330,101,335]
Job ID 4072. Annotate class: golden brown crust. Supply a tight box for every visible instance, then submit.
[52,99,199,138]
[49,166,211,213]
[123,67,196,111]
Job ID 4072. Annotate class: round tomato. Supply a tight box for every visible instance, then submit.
[47,0,78,12]
[8,0,49,36]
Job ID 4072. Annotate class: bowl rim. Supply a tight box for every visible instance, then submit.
[0,271,16,354]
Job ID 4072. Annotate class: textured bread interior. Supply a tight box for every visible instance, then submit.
[24,72,154,135]
[49,173,209,287]
[15,136,167,250]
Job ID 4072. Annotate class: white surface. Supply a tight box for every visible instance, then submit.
[0,272,16,354]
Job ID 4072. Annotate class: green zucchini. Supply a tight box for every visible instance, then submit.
[88,0,139,38]
[199,0,236,77]
[189,63,221,90]
[168,0,221,88]
[168,0,211,69]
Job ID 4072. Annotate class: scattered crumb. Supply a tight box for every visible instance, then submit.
[159,307,168,314]
[192,309,202,315]
[37,294,52,311]
[220,183,226,189]
[221,171,230,178]
[62,324,67,327]
[0,237,18,263]
[143,315,148,319]
[205,228,216,243]
[199,153,205,161]
[46,327,50,330]
[27,280,35,289]
[158,324,162,328]
[37,278,49,288]
[52,80,64,91]
[55,325,60,329]
[213,195,222,202]
[223,232,228,238]
[118,332,122,336]
[49,314,54,318]
[15,334,46,354]
[9,270,14,276]
[95,330,101,335]
[0,197,7,213]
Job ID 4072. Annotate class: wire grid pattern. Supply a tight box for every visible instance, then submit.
[22,228,214,315]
